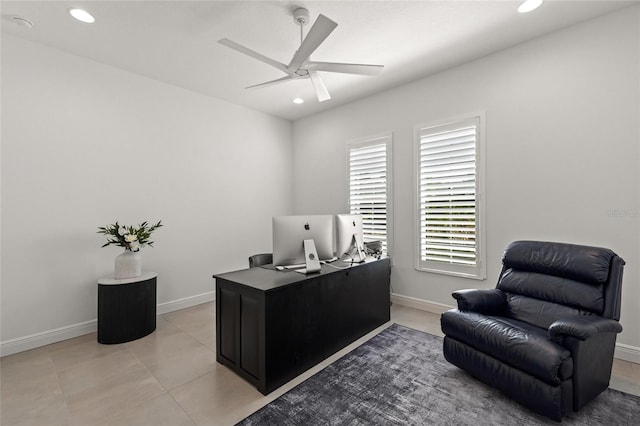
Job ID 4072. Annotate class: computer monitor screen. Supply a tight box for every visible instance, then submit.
[336,214,365,261]
[272,215,334,266]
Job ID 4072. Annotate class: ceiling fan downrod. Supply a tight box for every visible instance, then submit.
[293,7,309,44]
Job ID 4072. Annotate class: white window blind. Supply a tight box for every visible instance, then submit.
[348,136,392,255]
[416,115,485,279]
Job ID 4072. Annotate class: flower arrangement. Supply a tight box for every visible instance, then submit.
[98,221,163,252]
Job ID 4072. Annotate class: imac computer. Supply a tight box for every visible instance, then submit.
[336,214,366,263]
[272,215,334,273]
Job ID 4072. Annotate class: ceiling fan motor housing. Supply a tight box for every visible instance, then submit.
[293,7,310,26]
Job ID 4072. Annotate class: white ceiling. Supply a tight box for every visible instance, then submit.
[2,0,637,121]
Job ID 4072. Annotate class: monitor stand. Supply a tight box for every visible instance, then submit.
[348,234,366,263]
[294,239,322,274]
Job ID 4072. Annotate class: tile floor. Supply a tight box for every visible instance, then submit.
[1,302,639,425]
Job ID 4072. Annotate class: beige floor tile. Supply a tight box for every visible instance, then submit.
[97,393,195,426]
[612,358,640,378]
[0,346,56,382]
[202,339,216,352]
[143,343,218,391]
[611,359,640,396]
[162,303,215,344]
[161,302,212,323]
[632,360,640,380]
[170,366,264,426]
[392,304,444,336]
[0,370,70,426]
[65,364,165,426]
[132,314,184,339]
[46,332,97,351]
[612,358,631,376]
[48,333,128,372]
[610,378,640,396]
[125,322,205,366]
[57,349,146,397]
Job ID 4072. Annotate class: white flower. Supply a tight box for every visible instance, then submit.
[124,234,138,243]
[118,226,127,236]
[129,241,140,252]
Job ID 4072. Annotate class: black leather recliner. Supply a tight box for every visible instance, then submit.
[441,240,625,421]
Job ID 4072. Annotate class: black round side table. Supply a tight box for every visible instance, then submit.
[97,272,157,344]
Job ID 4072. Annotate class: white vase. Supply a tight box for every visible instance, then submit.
[114,250,142,279]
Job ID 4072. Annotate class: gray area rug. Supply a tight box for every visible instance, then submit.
[237,323,639,425]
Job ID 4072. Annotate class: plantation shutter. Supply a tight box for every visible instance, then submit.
[418,119,478,268]
[349,141,389,254]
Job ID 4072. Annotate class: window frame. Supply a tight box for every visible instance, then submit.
[413,112,486,280]
[346,132,394,257]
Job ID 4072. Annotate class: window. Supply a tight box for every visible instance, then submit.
[347,134,393,255]
[415,114,485,279]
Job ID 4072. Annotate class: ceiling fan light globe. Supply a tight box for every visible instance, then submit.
[518,0,543,13]
[69,8,95,23]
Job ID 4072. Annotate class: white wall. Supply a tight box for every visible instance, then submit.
[1,35,293,351]
[293,7,640,352]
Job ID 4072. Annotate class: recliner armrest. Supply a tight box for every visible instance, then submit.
[549,316,623,341]
[452,289,506,314]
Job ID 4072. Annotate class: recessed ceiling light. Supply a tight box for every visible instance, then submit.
[518,0,543,13]
[292,98,304,104]
[69,8,95,24]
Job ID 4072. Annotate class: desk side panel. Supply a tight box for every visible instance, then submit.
[216,278,266,391]
[240,294,261,380]
[217,284,238,364]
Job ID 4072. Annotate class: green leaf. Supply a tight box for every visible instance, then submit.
[98,219,163,249]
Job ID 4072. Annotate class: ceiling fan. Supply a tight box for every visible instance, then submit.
[218,7,383,102]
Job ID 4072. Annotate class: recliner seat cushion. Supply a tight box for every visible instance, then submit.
[502,293,595,330]
[441,310,573,385]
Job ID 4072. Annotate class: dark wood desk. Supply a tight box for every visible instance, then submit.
[213,257,390,394]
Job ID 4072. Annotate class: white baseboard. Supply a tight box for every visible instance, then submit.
[391,293,454,314]
[0,320,97,357]
[391,293,640,364]
[0,291,216,357]
[614,343,640,364]
[156,291,215,315]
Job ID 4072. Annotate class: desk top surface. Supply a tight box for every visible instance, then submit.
[213,257,388,292]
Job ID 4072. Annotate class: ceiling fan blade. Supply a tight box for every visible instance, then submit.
[219,38,295,76]
[288,14,338,72]
[309,71,331,102]
[246,75,304,90]
[304,61,384,76]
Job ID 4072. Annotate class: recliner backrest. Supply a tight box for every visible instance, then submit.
[496,241,624,329]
